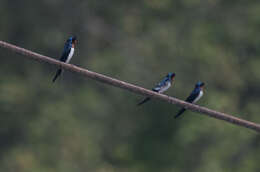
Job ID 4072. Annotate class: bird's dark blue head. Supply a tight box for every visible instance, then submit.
[68,36,77,44]
[167,72,176,80]
[71,36,77,42]
[195,81,205,88]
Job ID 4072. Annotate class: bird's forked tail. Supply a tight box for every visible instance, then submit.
[137,97,151,106]
[52,68,62,83]
[174,108,186,119]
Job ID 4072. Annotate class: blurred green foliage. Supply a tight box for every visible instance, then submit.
[1,0,260,171]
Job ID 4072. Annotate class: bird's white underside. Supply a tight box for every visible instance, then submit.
[66,48,74,63]
[193,90,203,103]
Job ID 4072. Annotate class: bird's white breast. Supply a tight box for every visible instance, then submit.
[66,48,74,63]
[193,90,203,103]
[159,81,171,93]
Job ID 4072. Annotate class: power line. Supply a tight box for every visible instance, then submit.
[0,40,260,133]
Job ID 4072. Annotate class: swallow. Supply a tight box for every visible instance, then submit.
[137,72,176,106]
[174,81,205,118]
[52,36,77,82]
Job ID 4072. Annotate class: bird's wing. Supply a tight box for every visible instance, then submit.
[59,41,71,62]
[152,77,169,92]
[185,89,200,103]
[174,88,200,119]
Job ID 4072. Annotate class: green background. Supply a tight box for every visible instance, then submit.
[1,0,260,171]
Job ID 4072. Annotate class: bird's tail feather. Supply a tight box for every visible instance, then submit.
[174,108,186,118]
[137,97,151,106]
[52,69,62,83]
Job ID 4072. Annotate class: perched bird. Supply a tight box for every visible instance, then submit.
[52,36,77,82]
[174,81,205,118]
[137,72,176,106]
